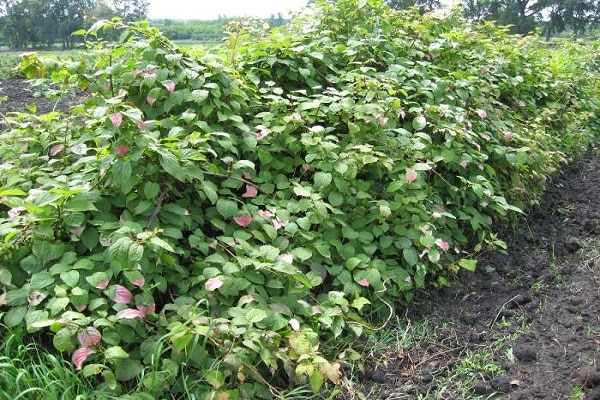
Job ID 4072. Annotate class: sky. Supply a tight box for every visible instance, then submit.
[147,0,309,20]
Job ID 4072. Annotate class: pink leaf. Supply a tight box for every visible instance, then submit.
[96,280,109,290]
[279,254,293,264]
[117,308,144,319]
[133,118,146,131]
[205,277,224,291]
[113,285,132,304]
[114,145,130,157]
[406,169,418,183]
[460,160,468,168]
[273,218,288,230]
[241,185,258,198]
[110,113,122,128]
[358,278,370,287]
[162,81,176,93]
[435,239,450,252]
[233,214,253,228]
[71,227,84,237]
[72,347,94,371]
[8,207,25,219]
[301,164,310,172]
[243,172,252,179]
[377,116,389,127]
[476,109,487,119]
[133,278,145,288]
[50,144,64,156]
[258,209,275,218]
[292,112,303,122]
[256,129,269,140]
[504,132,513,141]
[78,327,102,347]
[146,96,156,106]
[75,305,87,312]
[132,69,143,78]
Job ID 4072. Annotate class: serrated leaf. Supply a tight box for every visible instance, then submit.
[216,199,238,218]
[116,359,143,381]
[245,308,268,324]
[53,327,75,352]
[310,370,325,392]
[31,272,54,289]
[143,182,160,199]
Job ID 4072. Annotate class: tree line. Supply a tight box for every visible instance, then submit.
[0,0,148,49]
[1,0,599,49]
[387,0,600,37]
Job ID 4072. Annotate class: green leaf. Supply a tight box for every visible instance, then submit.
[60,270,80,287]
[81,227,99,250]
[116,359,143,381]
[150,237,174,252]
[310,370,325,392]
[351,297,370,311]
[4,306,27,328]
[53,327,75,352]
[346,257,362,271]
[31,272,54,289]
[412,115,427,131]
[64,195,98,212]
[459,259,477,271]
[403,247,418,267]
[246,308,268,324]
[105,346,130,360]
[205,370,225,389]
[216,199,238,218]
[313,172,332,189]
[128,243,144,262]
[291,247,312,262]
[0,269,12,285]
[143,182,161,199]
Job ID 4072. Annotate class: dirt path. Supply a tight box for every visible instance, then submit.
[1,78,599,399]
[351,150,600,399]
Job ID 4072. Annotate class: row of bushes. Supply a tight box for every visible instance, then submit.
[0,1,598,398]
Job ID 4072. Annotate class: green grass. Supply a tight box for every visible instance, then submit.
[0,323,99,400]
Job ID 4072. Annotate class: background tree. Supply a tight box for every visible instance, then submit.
[385,0,441,12]
[461,0,600,36]
[0,0,149,48]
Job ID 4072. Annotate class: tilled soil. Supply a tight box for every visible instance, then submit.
[1,78,599,399]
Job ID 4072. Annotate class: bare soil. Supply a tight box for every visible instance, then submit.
[1,78,599,399]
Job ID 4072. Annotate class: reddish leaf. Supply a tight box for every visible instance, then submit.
[460,160,468,168]
[110,113,122,128]
[256,129,269,140]
[96,280,109,290]
[476,109,487,119]
[114,145,130,157]
[146,96,157,106]
[113,285,132,304]
[50,144,64,156]
[78,327,102,347]
[8,207,25,219]
[205,277,224,291]
[504,132,513,141]
[241,185,258,198]
[116,308,144,319]
[72,347,94,370]
[273,218,288,230]
[358,278,370,287]
[292,112,303,122]
[435,239,450,252]
[133,278,145,288]
[162,81,176,93]
[133,118,146,131]
[406,169,418,183]
[377,116,388,127]
[258,209,275,218]
[233,214,253,228]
